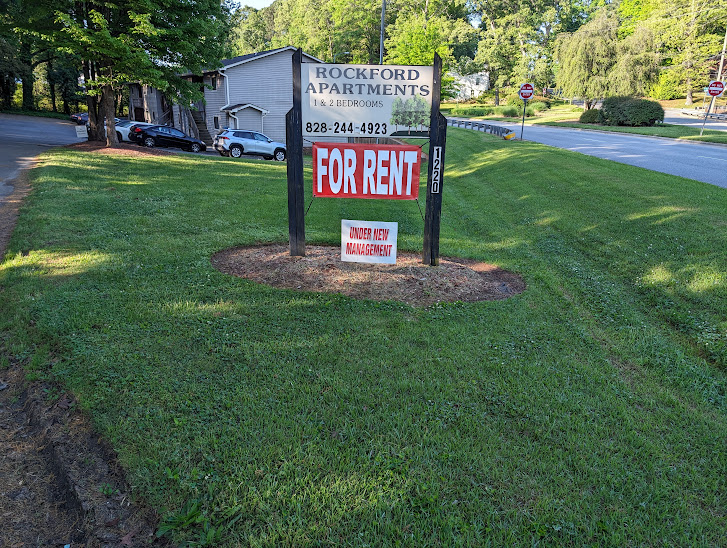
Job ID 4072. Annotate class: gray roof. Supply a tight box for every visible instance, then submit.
[183,47,321,76]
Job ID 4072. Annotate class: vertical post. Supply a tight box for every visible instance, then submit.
[521,99,527,140]
[423,53,446,266]
[379,0,386,65]
[700,96,715,136]
[287,49,305,256]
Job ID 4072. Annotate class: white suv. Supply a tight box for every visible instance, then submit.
[213,129,287,161]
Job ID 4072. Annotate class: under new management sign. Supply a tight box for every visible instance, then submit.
[302,64,434,138]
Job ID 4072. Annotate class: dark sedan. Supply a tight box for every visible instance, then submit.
[70,112,88,125]
[133,125,206,153]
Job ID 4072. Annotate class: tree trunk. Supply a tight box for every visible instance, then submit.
[494,88,499,106]
[685,77,693,105]
[49,59,57,112]
[84,60,104,141]
[0,73,12,110]
[102,83,119,147]
[20,41,34,110]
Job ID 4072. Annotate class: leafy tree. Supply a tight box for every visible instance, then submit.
[647,0,725,104]
[608,25,661,97]
[472,0,594,103]
[230,6,272,55]
[555,8,618,109]
[49,0,232,144]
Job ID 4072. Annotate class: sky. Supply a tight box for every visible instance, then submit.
[238,0,276,9]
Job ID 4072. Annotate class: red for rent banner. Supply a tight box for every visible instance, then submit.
[313,142,421,200]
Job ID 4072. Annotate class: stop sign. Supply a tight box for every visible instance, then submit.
[707,80,725,97]
[519,83,535,101]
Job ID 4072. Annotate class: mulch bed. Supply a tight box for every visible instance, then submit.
[212,244,525,306]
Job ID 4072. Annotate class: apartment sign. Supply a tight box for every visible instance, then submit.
[302,64,434,138]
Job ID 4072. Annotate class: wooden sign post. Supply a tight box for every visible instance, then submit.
[422,53,446,266]
[286,49,306,256]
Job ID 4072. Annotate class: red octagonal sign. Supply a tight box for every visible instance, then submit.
[707,80,725,97]
[519,83,535,101]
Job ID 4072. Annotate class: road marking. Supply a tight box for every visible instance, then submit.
[696,155,727,163]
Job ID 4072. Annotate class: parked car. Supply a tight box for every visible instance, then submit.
[115,120,154,142]
[134,125,206,153]
[70,112,88,125]
[213,129,286,161]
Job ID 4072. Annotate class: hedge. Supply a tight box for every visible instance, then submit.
[579,109,602,124]
[601,96,664,126]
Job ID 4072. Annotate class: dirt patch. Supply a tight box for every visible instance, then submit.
[212,244,525,306]
[64,141,177,157]
[0,364,160,547]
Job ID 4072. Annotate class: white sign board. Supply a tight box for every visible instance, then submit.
[341,219,398,264]
[302,64,434,138]
[75,125,88,139]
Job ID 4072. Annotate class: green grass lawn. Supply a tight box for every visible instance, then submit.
[538,121,727,144]
[1,132,726,546]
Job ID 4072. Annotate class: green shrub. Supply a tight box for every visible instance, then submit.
[505,93,522,106]
[525,106,535,117]
[649,71,682,100]
[499,105,519,117]
[625,99,664,126]
[601,96,631,126]
[451,105,494,116]
[579,109,602,124]
[529,96,551,107]
[529,101,548,113]
[601,96,664,126]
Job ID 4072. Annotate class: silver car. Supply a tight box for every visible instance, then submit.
[213,129,287,161]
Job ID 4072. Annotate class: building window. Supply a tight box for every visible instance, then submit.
[213,116,219,129]
[475,77,481,86]
[211,76,217,90]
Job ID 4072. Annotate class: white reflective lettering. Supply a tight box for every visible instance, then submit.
[376,151,389,195]
[316,148,329,193]
[329,148,343,194]
[363,150,376,194]
[389,151,403,195]
[344,149,357,193]
[404,151,418,195]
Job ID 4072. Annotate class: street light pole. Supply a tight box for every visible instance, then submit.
[333,51,351,63]
[379,0,386,64]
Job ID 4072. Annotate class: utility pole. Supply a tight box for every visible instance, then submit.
[379,0,386,65]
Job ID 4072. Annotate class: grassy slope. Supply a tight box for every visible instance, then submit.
[1,133,726,546]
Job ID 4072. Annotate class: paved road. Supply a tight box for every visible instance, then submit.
[448,117,727,189]
[663,108,727,131]
[0,113,85,198]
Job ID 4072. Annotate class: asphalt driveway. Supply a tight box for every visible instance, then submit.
[0,113,85,198]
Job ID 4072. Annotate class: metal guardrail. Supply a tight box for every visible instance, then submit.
[447,118,516,139]
[680,109,727,120]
